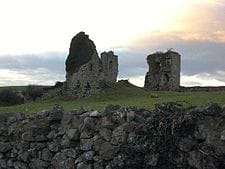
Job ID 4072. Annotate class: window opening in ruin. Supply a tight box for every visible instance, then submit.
[89,64,93,71]
[155,61,161,74]
[109,60,113,70]
[163,73,170,86]
[86,82,91,89]
[166,57,172,66]
[76,80,80,88]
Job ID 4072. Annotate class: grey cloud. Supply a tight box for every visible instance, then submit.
[0,52,67,86]
[0,52,67,74]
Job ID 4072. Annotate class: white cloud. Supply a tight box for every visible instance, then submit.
[0,68,64,86]
[181,72,225,86]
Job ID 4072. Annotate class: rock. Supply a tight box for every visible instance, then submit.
[93,162,104,169]
[67,129,80,141]
[99,128,112,141]
[42,148,53,161]
[93,135,103,152]
[126,110,136,122]
[0,142,11,153]
[30,159,50,168]
[61,135,71,148]
[48,141,60,152]
[80,131,94,139]
[35,135,48,142]
[178,137,197,152]
[13,161,29,169]
[51,152,67,168]
[221,130,225,141]
[145,153,159,166]
[83,151,95,161]
[77,162,92,169]
[80,138,93,151]
[111,126,127,145]
[0,159,7,168]
[21,132,35,142]
[48,103,64,121]
[99,142,116,160]
[61,111,74,124]
[187,151,202,169]
[34,109,50,119]
[196,103,222,116]
[81,117,96,131]
[18,151,31,162]
[89,110,102,118]
[64,158,75,169]
[111,111,126,124]
[62,148,77,159]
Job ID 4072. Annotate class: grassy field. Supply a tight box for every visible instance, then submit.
[0,81,225,114]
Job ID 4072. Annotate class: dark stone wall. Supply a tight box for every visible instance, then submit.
[0,103,225,168]
[145,51,181,90]
[65,32,96,74]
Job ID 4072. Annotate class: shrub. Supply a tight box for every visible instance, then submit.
[0,89,24,106]
[25,85,44,101]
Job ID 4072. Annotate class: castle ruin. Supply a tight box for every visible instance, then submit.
[64,32,118,98]
[144,50,180,90]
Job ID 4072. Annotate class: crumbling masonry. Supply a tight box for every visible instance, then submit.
[144,50,181,90]
[64,32,118,98]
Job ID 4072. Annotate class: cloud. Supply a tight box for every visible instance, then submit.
[0,52,66,86]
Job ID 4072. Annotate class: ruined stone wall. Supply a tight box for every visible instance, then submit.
[0,103,225,169]
[65,51,104,98]
[144,51,180,90]
[101,51,118,86]
[64,32,118,98]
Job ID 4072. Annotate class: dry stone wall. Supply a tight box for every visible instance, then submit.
[0,103,225,169]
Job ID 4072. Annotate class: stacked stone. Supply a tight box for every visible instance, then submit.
[0,103,225,168]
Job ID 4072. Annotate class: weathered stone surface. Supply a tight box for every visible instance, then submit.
[144,50,180,90]
[42,148,53,161]
[13,161,29,169]
[51,152,67,168]
[22,132,35,142]
[48,103,64,121]
[99,128,112,141]
[111,126,126,145]
[83,151,95,161]
[64,32,118,99]
[29,159,50,168]
[80,138,93,151]
[178,137,197,152]
[0,142,11,153]
[62,148,77,159]
[77,162,92,169]
[48,141,60,152]
[0,103,225,168]
[99,142,116,160]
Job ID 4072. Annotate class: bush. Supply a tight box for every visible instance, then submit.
[0,89,24,106]
[25,85,44,101]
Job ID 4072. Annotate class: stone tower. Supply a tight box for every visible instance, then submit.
[144,50,180,90]
[64,32,118,98]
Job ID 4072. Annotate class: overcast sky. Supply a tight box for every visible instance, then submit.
[0,0,224,87]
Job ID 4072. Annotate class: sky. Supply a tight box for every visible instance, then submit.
[0,0,224,87]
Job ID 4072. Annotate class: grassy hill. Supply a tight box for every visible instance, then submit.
[0,81,225,114]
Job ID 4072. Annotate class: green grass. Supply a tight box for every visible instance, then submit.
[0,81,225,114]
[0,86,28,92]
